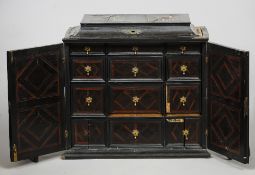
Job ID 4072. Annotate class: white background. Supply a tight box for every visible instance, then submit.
[0,0,255,174]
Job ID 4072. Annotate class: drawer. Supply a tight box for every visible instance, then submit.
[108,44,163,55]
[110,119,163,145]
[167,55,201,80]
[109,56,162,80]
[71,84,105,115]
[165,118,201,147]
[166,44,201,55]
[71,56,104,81]
[110,84,162,114]
[70,44,104,55]
[166,84,201,114]
[72,119,106,146]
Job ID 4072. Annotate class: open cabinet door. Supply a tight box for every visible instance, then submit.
[7,44,66,162]
[207,42,249,164]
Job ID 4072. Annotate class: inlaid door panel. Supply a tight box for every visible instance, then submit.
[167,55,201,80]
[166,84,201,114]
[71,56,104,81]
[71,84,105,115]
[165,118,184,147]
[110,119,162,145]
[109,56,162,80]
[72,119,106,146]
[110,84,162,114]
[185,118,201,145]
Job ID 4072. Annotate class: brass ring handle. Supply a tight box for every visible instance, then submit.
[85,96,93,106]
[180,64,188,75]
[84,65,92,76]
[132,46,139,55]
[179,96,187,106]
[132,129,139,139]
[180,46,186,54]
[182,129,189,140]
[132,66,139,77]
[84,47,91,55]
[132,96,140,106]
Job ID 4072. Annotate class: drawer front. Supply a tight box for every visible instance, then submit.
[71,84,104,115]
[71,57,104,81]
[109,56,162,80]
[110,84,162,114]
[167,55,201,80]
[166,44,201,54]
[110,119,162,145]
[166,84,201,114]
[70,44,104,55]
[108,45,163,55]
[72,119,106,145]
[165,118,201,146]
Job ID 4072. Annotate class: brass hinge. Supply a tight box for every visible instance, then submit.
[244,97,248,116]
[13,144,18,162]
[64,130,68,139]
[10,52,14,64]
[205,129,208,137]
[205,56,208,64]
[166,119,184,123]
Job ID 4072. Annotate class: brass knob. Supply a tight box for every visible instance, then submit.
[180,64,188,75]
[132,46,139,55]
[179,96,187,106]
[180,46,186,54]
[84,47,91,55]
[132,66,139,77]
[84,65,92,76]
[182,129,189,140]
[85,96,93,106]
[132,129,139,139]
[132,96,140,106]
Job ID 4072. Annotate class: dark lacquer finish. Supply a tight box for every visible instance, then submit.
[166,44,201,55]
[166,84,201,114]
[71,56,104,81]
[69,44,104,55]
[208,43,249,163]
[7,44,65,162]
[110,119,162,145]
[72,119,106,146]
[165,118,184,147]
[108,45,163,55]
[109,84,162,114]
[71,84,105,115]
[109,56,162,80]
[167,55,201,80]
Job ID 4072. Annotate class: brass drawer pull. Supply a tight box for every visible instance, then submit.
[132,129,139,139]
[180,64,188,75]
[166,119,184,123]
[180,46,186,54]
[132,66,139,77]
[84,46,91,55]
[182,129,189,140]
[85,96,93,106]
[132,96,140,106]
[84,65,92,76]
[132,46,139,55]
[180,96,187,106]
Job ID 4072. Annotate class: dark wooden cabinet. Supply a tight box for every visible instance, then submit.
[7,14,249,164]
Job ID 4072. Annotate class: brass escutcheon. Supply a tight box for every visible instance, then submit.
[84,47,91,55]
[132,66,139,77]
[84,65,92,76]
[132,96,140,106]
[85,96,93,106]
[180,96,187,106]
[180,64,188,75]
[180,46,186,54]
[182,129,189,140]
[132,46,139,55]
[132,129,139,139]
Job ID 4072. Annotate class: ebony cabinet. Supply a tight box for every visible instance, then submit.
[7,14,249,164]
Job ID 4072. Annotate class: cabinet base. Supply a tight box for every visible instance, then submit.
[62,146,211,159]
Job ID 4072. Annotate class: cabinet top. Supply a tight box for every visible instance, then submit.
[63,14,208,42]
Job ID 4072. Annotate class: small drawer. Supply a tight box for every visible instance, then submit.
[165,118,201,147]
[110,84,162,114]
[109,56,162,80]
[108,44,163,55]
[71,56,104,81]
[110,119,162,145]
[167,55,201,80]
[72,119,106,146]
[166,84,201,114]
[71,84,105,115]
[70,44,104,55]
[166,44,201,55]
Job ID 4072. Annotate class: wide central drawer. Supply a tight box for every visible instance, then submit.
[109,84,162,114]
[109,56,162,81]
